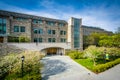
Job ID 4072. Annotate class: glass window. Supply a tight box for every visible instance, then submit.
[34,38,37,42]
[64,31,66,35]
[48,38,51,42]
[14,26,19,32]
[60,38,66,42]
[3,19,6,24]
[20,26,25,32]
[0,18,2,23]
[34,29,38,34]
[60,31,63,35]
[52,30,55,34]
[59,23,64,27]
[47,21,55,26]
[38,20,43,24]
[38,38,42,42]
[52,38,56,42]
[39,29,43,34]
[48,30,51,34]
[33,19,37,24]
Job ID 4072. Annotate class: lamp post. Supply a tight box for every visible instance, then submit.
[21,56,25,77]
[104,49,106,63]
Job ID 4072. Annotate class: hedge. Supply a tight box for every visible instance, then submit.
[93,58,120,73]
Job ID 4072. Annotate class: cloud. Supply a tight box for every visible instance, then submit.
[0,0,119,32]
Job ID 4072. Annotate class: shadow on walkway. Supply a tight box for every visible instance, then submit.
[41,57,69,80]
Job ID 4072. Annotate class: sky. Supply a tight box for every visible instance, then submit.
[0,0,120,32]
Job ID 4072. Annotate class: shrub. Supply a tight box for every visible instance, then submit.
[93,58,120,73]
[0,51,44,80]
[68,50,84,59]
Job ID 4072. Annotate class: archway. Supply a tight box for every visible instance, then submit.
[41,47,64,55]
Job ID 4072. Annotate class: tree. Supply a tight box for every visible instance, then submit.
[83,32,107,49]
[84,46,101,66]
[99,34,120,48]
[19,35,30,42]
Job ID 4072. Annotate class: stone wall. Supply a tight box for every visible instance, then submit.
[0,43,24,56]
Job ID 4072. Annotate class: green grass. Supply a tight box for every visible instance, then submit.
[75,58,94,70]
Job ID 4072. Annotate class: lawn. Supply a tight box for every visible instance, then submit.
[74,58,120,73]
[75,58,94,70]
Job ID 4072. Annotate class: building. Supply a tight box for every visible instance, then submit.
[68,17,83,50]
[0,10,112,54]
[82,25,112,36]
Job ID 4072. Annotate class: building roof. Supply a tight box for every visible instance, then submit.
[0,10,67,23]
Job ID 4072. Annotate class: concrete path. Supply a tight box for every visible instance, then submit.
[41,55,120,80]
[96,64,120,80]
[41,55,96,80]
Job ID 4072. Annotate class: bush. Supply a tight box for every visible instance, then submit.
[93,58,120,73]
[0,51,44,80]
[68,50,84,59]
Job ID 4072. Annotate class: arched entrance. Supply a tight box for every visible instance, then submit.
[41,47,64,55]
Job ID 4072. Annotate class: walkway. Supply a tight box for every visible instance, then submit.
[41,55,120,80]
[41,56,96,80]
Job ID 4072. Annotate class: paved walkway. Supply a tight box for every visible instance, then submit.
[41,55,120,80]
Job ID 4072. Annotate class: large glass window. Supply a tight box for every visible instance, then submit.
[20,26,25,32]
[14,26,19,32]
[0,18,6,34]
[73,18,80,48]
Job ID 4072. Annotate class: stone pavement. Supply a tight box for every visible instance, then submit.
[41,55,120,80]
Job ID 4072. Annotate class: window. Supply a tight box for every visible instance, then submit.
[60,31,63,35]
[52,38,56,42]
[60,38,66,42]
[58,23,64,27]
[16,17,27,21]
[38,38,42,42]
[34,38,42,42]
[20,26,25,32]
[47,21,55,26]
[60,30,66,35]
[52,30,55,34]
[48,38,56,42]
[48,38,51,42]
[14,26,19,32]
[39,29,43,34]
[48,30,51,34]
[64,31,66,35]
[34,38,37,42]
[34,29,38,34]
[0,18,6,34]
[33,19,37,24]
[48,30,55,35]
[38,20,43,24]
[0,18,2,23]
[33,19,43,24]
